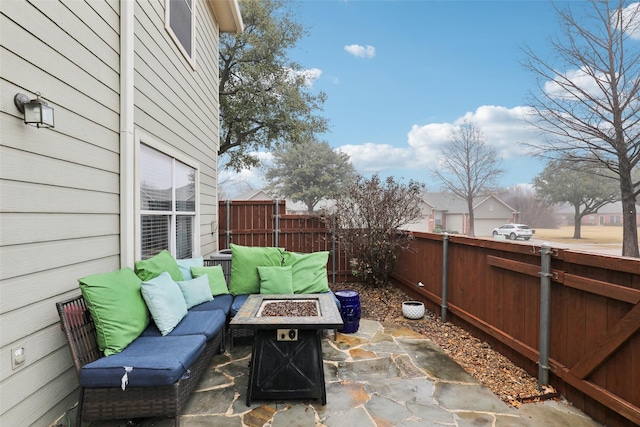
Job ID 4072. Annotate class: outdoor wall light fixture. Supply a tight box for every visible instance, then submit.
[14,92,55,128]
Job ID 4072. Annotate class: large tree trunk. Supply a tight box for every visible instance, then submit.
[467,196,475,237]
[619,165,639,257]
[573,205,582,239]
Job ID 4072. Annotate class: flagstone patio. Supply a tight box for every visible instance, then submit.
[81,319,601,427]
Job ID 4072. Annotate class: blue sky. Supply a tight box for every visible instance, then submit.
[220,0,633,197]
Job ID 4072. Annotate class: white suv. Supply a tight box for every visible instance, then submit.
[492,224,534,240]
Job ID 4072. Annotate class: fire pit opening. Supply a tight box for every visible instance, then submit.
[258,299,319,317]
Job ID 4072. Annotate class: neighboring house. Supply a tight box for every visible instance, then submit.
[235,189,274,200]
[405,192,517,236]
[555,201,640,226]
[0,1,242,425]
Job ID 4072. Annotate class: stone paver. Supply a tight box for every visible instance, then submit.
[77,320,602,427]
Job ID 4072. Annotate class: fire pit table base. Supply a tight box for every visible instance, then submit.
[247,328,325,406]
[229,294,343,407]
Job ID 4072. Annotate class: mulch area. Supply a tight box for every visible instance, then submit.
[333,282,556,407]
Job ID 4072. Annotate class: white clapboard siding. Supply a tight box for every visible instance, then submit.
[0,235,120,283]
[0,344,78,426]
[1,255,120,314]
[134,2,218,142]
[0,213,119,246]
[0,323,70,383]
[1,146,119,192]
[0,181,120,213]
[2,48,120,130]
[2,365,78,427]
[1,13,119,106]
[0,110,119,167]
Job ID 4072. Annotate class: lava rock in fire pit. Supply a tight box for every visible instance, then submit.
[261,301,318,317]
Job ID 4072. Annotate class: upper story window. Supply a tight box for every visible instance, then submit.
[139,143,198,260]
[166,0,195,67]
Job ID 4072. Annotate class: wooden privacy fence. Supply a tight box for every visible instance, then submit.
[393,232,639,427]
[218,200,639,426]
[217,200,352,281]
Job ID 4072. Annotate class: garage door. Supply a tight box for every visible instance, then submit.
[475,219,505,237]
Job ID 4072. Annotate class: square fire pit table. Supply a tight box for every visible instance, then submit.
[229,293,343,406]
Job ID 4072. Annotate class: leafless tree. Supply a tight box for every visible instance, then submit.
[522,0,640,257]
[499,185,557,229]
[433,120,504,237]
[328,174,425,288]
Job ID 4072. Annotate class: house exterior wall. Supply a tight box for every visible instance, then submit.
[403,202,432,232]
[132,0,220,258]
[446,214,465,234]
[1,1,122,425]
[473,197,514,236]
[0,1,230,425]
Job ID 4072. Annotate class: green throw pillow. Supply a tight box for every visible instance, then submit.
[141,272,188,335]
[258,265,294,294]
[79,267,150,356]
[135,250,182,282]
[176,256,204,280]
[284,251,330,294]
[191,265,230,296]
[229,244,285,295]
[176,275,213,308]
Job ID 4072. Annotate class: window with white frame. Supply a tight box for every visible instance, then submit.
[139,144,197,260]
[166,0,195,66]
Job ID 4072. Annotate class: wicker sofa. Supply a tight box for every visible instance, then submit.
[56,245,338,426]
[56,251,234,427]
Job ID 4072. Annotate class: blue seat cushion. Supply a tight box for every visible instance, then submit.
[80,335,206,388]
[190,294,234,317]
[142,310,225,341]
[230,294,250,317]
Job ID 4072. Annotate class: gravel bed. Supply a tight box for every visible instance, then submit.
[336,282,555,406]
[261,300,318,317]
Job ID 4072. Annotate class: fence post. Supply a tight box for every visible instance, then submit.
[225,200,231,249]
[441,232,450,323]
[331,216,336,285]
[274,200,280,248]
[538,242,552,389]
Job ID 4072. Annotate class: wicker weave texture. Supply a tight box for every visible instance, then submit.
[56,295,224,426]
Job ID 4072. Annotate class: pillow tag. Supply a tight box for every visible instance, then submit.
[121,366,133,390]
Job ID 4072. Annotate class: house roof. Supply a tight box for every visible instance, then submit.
[422,192,515,214]
[209,0,244,33]
[235,189,273,200]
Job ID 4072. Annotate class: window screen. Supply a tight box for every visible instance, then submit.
[140,144,197,259]
[168,0,193,59]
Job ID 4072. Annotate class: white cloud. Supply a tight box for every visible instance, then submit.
[457,105,540,158]
[337,143,413,172]
[286,67,322,88]
[335,105,541,176]
[344,44,376,59]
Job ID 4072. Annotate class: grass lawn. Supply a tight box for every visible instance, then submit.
[533,225,632,244]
